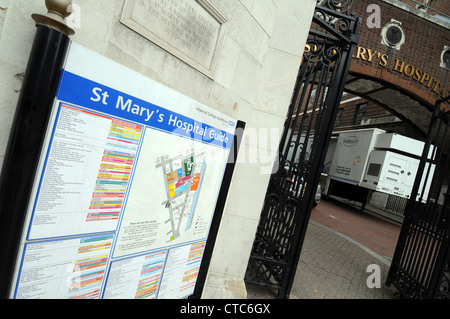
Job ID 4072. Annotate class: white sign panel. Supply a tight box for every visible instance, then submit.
[11,42,236,299]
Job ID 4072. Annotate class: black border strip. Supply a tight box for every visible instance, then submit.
[191,120,246,299]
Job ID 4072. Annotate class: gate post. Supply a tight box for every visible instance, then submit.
[0,0,73,298]
[278,17,362,299]
[427,98,450,299]
[386,97,450,299]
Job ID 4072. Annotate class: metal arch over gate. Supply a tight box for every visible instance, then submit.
[245,0,361,299]
[387,98,450,299]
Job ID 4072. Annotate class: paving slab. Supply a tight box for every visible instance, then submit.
[247,200,402,299]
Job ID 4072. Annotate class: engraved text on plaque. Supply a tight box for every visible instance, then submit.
[121,0,228,78]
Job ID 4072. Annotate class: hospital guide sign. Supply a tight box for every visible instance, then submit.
[9,43,237,299]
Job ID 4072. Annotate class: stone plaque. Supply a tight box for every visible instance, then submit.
[121,0,228,78]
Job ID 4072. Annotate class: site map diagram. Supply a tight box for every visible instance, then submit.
[155,151,206,242]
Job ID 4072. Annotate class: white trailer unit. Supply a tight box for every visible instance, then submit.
[326,129,435,202]
[328,128,385,185]
[360,134,435,200]
[371,133,435,158]
[360,150,435,200]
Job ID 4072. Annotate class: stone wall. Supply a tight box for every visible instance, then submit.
[0,0,315,298]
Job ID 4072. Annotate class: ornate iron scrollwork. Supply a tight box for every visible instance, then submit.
[313,0,357,44]
[305,37,342,66]
[316,0,356,16]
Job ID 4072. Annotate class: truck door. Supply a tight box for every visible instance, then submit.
[384,154,408,185]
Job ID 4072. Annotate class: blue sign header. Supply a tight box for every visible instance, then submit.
[56,71,234,149]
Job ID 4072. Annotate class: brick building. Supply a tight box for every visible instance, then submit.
[334,0,449,139]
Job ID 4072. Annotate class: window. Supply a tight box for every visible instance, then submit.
[354,103,367,125]
[385,25,403,46]
[441,46,450,70]
[367,163,382,177]
[381,20,405,50]
[334,108,343,127]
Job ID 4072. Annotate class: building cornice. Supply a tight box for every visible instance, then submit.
[381,0,450,30]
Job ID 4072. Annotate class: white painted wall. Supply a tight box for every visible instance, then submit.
[0,0,315,298]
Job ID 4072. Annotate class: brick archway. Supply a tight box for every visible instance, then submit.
[349,63,439,108]
[344,63,442,135]
[345,0,449,136]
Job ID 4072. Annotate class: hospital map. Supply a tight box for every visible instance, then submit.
[155,151,206,242]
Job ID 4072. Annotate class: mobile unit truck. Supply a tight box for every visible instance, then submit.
[322,128,435,209]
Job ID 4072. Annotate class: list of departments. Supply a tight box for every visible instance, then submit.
[28,104,142,240]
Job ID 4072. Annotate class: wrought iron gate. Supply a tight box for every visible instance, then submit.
[245,0,360,299]
[387,98,450,299]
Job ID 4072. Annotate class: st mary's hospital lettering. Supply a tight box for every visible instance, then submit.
[305,42,448,100]
[352,46,448,100]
